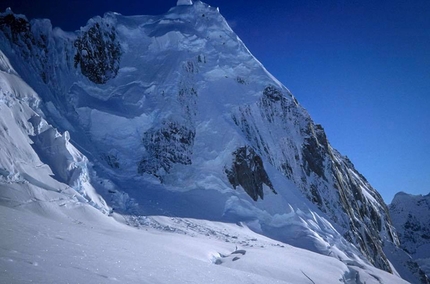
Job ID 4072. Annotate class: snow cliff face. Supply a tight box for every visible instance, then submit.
[0,2,427,282]
[389,192,430,280]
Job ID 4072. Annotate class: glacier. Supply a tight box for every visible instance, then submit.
[0,1,428,283]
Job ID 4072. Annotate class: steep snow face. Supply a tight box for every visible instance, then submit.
[389,192,430,279]
[0,2,421,281]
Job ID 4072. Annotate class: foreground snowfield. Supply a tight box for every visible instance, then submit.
[0,183,407,284]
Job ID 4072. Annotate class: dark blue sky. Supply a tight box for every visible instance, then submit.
[2,0,429,203]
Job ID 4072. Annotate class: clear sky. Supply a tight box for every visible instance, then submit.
[2,0,429,203]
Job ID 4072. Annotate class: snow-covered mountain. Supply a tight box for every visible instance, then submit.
[389,192,430,280]
[0,1,427,283]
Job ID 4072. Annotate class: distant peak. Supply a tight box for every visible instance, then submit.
[1,7,27,20]
[177,0,193,5]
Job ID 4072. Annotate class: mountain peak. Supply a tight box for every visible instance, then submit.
[0,5,427,283]
[389,191,430,281]
[177,0,193,6]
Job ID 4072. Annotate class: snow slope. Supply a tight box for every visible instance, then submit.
[0,1,427,283]
[1,195,408,284]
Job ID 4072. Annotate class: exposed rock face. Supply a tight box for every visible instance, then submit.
[74,21,121,84]
[0,12,51,83]
[327,154,396,272]
[233,84,396,272]
[302,124,328,180]
[390,193,430,254]
[138,121,196,178]
[0,12,31,44]
[401,213,430,253]
[138,60,198,179]
[406,260,430,284]
[225,146,277,201]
